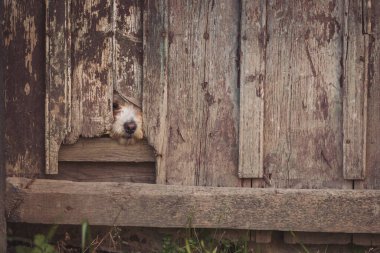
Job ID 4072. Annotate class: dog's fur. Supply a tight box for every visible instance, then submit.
[110,94,143,145]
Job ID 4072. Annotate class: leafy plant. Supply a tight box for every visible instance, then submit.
[14,225,58,253]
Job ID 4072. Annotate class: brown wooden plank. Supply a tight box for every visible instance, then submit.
[284,232,351,245]
[0,1,6,249]
[45,0,71,174]
[238,0,266,178]
[64,0,113,144]
[264,0,351,189]
[342,0,368,180]
[58,138,155,162]
[4,0,45,176]
[255,231,272,244]
[142,0,169,184]
[354,0,380,190]
[353,234,380,246]
[6,177,380,233]
[353,0,380,246]
[46,162,155,183]
[114,0,143,102]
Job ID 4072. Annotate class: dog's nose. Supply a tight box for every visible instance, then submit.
[124,121,137,134]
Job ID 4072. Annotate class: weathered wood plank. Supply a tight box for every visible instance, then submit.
[353,0,380,246]
[45,0,71,174]
[353,234,380,246]
[0,1,7,248]
[284,232,351,245]
[58,138,155,162]
[64,0,113,144]
[4,0,45,176]
[238,0,266,178]
[264,1,351,189]
[46,162,155,183]
[354,0,380,190]
[6,177,380,233]
[342,0,368,180]
[114,0,143,102]
[143,0,169,184]
[144,0,241,186]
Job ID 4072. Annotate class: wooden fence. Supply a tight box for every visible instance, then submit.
[2,0,380,251]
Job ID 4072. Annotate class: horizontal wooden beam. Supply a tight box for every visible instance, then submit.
[58,138,155,162]
[6,177,380,233]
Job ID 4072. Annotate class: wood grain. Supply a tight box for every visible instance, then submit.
[143,0,169,184]
[47,162,155,183]
[264,1,351,189]
[6,177,380,233]
[353,234,380,246]
[0,1,6,248]
[45,0,71,174]
[114,0,143,102]
[58,138,155,162]
[342,0,368,180]
[284,232,351,245]
[144,0,241,186]
[4,0,45,176]
[65,0,113,144]
[239,0,266,178]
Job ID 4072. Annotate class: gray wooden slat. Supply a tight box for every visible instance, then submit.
[6,177,380,233]
[45,0,71,174]
[264,0,351,189]
[342,0,368,180]
[58,138,155,162]
[238,0,266,178]
[144,0,241,187]
[143,0,169,184]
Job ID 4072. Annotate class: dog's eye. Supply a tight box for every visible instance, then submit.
[113,102,120,110]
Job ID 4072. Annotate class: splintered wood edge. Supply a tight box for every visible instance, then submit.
[6,177,380,233]
[58,138,156,162]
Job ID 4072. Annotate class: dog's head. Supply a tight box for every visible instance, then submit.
[110,94,143,144]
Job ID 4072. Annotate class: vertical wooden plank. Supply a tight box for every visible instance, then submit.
[143,0,169,184]
[264,0,351,189]
[353,0,380,246]
[114,0,143,102]
[354,0,380,190]
[239,0,266,178]
[45,0,71,174]
[0,0,7,248]
[65,0,113,144]
[342,0,367,180]
[4,0,45,176]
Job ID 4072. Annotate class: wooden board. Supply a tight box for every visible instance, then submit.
[45,0,72,174]
[144,0,241,187]
[342,0,367,180]
[114,0,143,102]
[352,0,380,246]
[6,177,380,233]
[284,232,351,245]
[354,0,380,190]
[264,0,351,189]
[46,162,155,183]
[4,0,45,176]
[142,0,169,184]
[58,138,155,162]
[238,0,266,178]
[0,1,6,249]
